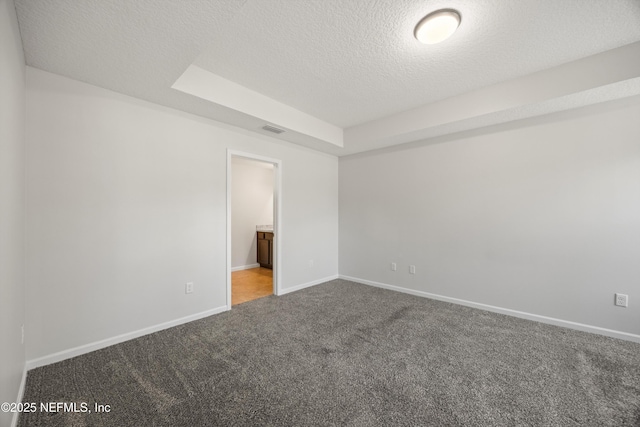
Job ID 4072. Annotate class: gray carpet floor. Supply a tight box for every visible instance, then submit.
[19,280,640,426]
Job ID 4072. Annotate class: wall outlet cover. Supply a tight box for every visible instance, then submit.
[615,293,628,307]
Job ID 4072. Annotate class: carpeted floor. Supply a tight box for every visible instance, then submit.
[19,280,640,426]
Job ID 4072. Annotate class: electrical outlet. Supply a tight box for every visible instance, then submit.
[309,259,314,268]
[409,265,416,275]
[615,293,628,307]
[391,262,397,271]
[185,282,194,294]
[21,325,24,344]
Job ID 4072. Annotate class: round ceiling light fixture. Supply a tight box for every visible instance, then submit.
[414,9,461,44]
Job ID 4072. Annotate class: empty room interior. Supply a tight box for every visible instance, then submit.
[2,0,640,426]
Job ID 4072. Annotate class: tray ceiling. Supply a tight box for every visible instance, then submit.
[15,0,640,155]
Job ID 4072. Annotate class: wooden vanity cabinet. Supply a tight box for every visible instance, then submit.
[257,231,273,269]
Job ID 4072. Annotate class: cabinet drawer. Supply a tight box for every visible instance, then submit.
[257,231,273,240]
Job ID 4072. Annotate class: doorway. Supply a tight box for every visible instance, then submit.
[226,150,281,308]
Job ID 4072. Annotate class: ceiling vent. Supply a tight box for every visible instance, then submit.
[262,124,285,134]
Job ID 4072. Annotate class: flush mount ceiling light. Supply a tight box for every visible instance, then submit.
[414,9,461,44]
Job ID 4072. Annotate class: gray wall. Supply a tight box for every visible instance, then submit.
[0,0,26,424]
[340,98,640,339]
[25,68,338,363]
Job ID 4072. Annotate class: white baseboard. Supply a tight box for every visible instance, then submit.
[231,263,260,272]
[26,305,229,370]
[339,275,640,344]
[279,274,339,296]
[11,365,27,427]
[24,274,338,371]
[24,272,340,370]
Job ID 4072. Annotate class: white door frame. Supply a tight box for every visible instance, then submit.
[227,149,282,308]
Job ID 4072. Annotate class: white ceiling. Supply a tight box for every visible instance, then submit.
[14,0,640,156]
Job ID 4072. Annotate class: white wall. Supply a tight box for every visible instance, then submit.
[231,157,273,270]
[340,97,640,340]
[25,67,338,363]
[0,0,26,424]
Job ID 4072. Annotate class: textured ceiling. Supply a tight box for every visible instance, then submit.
[192,0,640,127]
[14,0,640,156]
